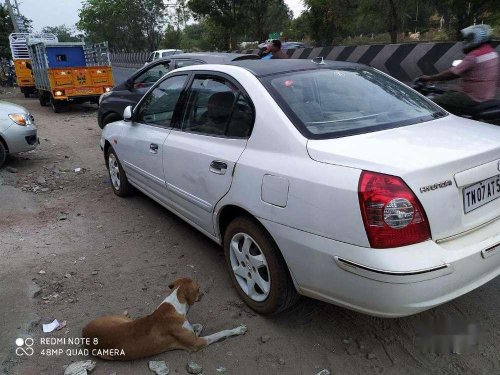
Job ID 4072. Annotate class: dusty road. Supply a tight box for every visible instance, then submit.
[1,89,500,375]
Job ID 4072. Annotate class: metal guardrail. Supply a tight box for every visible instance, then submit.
[109,41,500,81]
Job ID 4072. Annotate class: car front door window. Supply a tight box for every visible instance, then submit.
[136,75,188,128]
[133,62,170,89]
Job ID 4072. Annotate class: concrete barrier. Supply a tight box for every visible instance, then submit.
[110,41,500,81]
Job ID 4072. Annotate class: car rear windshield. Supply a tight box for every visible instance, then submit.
[264,68,446,139]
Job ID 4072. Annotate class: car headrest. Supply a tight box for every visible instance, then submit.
[207,91,235,121]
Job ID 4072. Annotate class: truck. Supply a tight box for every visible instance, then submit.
[28,40,114,113]
[9,33,58,97]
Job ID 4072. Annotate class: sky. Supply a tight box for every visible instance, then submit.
[9,0,305,31]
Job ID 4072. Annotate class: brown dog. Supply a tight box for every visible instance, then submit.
[82,278,247,360]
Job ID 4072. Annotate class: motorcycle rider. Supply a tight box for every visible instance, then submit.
[420,24,498,116]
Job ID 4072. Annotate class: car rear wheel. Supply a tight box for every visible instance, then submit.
[39,91,50,107]
[224,216,299,315]
[107,146,134,197]
[0,140,7,168]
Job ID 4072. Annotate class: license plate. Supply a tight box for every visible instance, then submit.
[463,175,500,213]
[74,89,96,95]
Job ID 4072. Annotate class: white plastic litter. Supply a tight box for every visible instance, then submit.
[42,319,60,333]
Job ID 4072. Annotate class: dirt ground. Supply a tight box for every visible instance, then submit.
[1,88,500,375]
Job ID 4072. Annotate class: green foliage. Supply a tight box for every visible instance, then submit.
[241,0,292,42]
[299,0,500,45]
[78,0,166,51]
[432,0,500,39]
[188,0,246,49]
[283,13,310,41]
[188,0,291,49]
[303,0,355,45]
[161,24,182,49]
[42,25,81,42]
[0,5,13,59]
[75,0,500,52]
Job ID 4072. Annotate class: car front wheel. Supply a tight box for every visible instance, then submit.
[224,216,299,315]
[107,146,134,197]
[101,112,122,129]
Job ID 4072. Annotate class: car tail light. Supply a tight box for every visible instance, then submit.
[358,171,431,248]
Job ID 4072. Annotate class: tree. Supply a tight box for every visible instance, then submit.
[78,0,166,51]
[42,25,80,42]
[0,5,13,59]
[161,24,182,49]
[283,13,310,41]
[433,0,500,38]
[188,0,246,49]
[303,0,355,45]
[354,0,411,43]
[242,0,292,42]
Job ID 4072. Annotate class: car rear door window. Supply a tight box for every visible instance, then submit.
[180,75,254,138]
[133,62,170,88]
[136,75,188,127]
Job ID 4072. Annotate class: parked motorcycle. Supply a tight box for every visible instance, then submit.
[413,60,500,124]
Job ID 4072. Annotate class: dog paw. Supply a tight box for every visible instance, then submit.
[234,325,248,335]
[192,323,203,336]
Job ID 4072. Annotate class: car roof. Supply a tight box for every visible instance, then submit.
[227,59,365,77]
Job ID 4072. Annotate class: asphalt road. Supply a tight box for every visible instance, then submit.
[2,89,500,375]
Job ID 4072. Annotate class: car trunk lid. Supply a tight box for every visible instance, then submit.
[306,116,500,241]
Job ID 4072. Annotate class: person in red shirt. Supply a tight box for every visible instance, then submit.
[420,24,499,116]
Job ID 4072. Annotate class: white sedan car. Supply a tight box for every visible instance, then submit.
[101,60,500,317]
[0,101,37,167]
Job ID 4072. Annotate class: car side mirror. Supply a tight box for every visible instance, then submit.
[452,60,462,67]
[123,106,133,121]
[125,78,134,90]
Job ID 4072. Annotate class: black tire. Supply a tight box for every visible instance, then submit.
[39,91,49,107]
[224,216,299,315]
[0,140,7,168]
[106,146,134,197]
[51,98,66,113]
[101,112,122,129]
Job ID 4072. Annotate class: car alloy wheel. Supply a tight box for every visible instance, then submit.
[108,152,121,191]
[106,146,134,197]
[229,232,271,302]
[224,216,299,314]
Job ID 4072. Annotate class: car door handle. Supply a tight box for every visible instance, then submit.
[150,143,158,154]
[209,160,227,175]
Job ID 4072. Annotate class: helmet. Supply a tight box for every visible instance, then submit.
[461,24,493,53]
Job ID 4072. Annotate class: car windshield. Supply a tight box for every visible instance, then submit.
[266,68,446,139]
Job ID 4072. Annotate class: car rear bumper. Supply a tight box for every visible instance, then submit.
[3,125,38,154]
[260,217,500,317]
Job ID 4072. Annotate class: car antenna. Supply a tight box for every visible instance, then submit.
[311,56,325,65]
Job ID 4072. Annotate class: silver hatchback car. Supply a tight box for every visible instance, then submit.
[0,100,37,167]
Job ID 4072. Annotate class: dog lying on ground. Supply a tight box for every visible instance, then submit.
[82,278,247,360]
